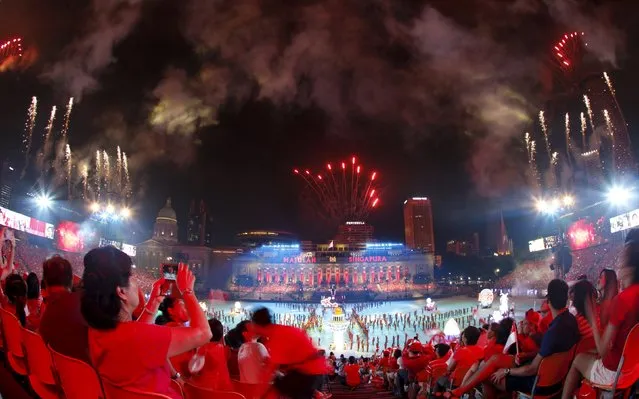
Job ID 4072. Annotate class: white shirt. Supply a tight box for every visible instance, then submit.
[238,341,269,384]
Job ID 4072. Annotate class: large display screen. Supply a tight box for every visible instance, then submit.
[567,218,606,250]
[0,206,54,239]
[528,235,559,252]
[56,221,85,253]
[99,238,137,257]
[610,208,639,233]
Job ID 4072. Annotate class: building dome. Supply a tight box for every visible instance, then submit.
[157,198,177,223]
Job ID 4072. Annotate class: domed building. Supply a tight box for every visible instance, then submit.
[153,198,178,243]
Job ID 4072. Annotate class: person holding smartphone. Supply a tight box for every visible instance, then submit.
[81,246,212,398]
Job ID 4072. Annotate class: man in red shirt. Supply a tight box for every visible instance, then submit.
[251,307,326,398]
[38,255,90,363]
[435,326,483,391]
[561,232,639,399]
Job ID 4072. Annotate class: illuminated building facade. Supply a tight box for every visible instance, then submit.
[403,197,435,252]
[153,198,178,244]
[232,242,434,287]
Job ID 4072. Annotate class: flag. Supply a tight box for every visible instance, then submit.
[503,320,518,354]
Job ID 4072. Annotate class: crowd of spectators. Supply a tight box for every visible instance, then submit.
[1,227,638,399]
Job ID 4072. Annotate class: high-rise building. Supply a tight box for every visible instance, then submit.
[0,160,16,208]
[403,197,435,252]
[186,200,213,246]
[334,221,374,249]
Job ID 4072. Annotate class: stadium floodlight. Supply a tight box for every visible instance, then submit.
[120,207,131,219]
[35,194,52,209]
[90,202,101,213]
[535,199,548,213]
[106,204,115,214]
[607,185,632,206]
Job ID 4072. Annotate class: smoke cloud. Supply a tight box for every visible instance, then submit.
[43,0,143,100]
[45,0,626,196]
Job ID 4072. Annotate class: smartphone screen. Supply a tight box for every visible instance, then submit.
[161,263,179,281]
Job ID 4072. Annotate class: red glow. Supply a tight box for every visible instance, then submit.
[305,170,310,175]
[563,60,570,66]
[567,219,596,250]
[327,163,332,170]
[351,156,356,165]
[557,53,563,58]
[293,169,299,174]
[56,221,85,253]
[341,162,346,170]
[371,172,377,180]
[317,175,322,180]
[559,42,564,47]
[356,166,360,174]
[369,189,375,198]
[564,34,568,39]
[372,198,379,207]
[554,46,560,51]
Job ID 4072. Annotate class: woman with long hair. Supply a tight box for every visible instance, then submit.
[25,272,42,330]
[597,269,618,327]
[4,274,27,326]
[81,246,212,398]
[570,279,599,353]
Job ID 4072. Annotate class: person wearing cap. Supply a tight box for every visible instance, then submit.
[491,279,579,396]
[402,341,432,380]
[561,232,639,399]
[38,255,91,363]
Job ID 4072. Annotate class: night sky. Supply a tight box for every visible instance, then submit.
[1,0,639,249]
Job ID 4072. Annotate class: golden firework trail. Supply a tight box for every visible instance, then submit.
[565,113,572,153]
[123,152,131,198]
[95,150,101,200]
[21,96,38,177]
[65,144,72,199]
[583,95,595,131]
[539,111,551,159]
[580,112,587,151]
[60,97,74,143]
[82,164,89,199]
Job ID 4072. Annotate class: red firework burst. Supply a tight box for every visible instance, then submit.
[551,31,586,75]
[0,37,23,61]
[293,156,380,224]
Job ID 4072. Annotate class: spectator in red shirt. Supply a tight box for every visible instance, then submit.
[570,280,599,353]
[537,300,553,334]
[596,268,618,328]
[344,356,361,387]
[25,272,42,331]
[452,318,516,398]
[39,255,90,363]
[189,318,232,391]
[251,307,326,399]
[157,297,194,376]
[402,341,432,377]
[81,247,212,399]
[435,326,483,392]
[3,273,27,327]
[517,311,542,364]
[562,233,639,399]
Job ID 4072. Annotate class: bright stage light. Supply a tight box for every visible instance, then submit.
[90,202,101,213]
[120,208,131,219]
[562,195,575,207]
[607,186,632,206]
[35,194,52,209]
[444,318,460,337]
[106,204,115,214]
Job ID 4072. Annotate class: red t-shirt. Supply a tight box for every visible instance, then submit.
[483,340,504,361]
[401,353,431,376]
[190,342,232,391]
[539,313,553,334]
[265,325,326,375]
[603,284,639,371]
[452,345,484,370]
[379,356,390,369]
[388,357,399,371]
[89,322,180,399]
[599,298,614,328]
[344,363,360,386]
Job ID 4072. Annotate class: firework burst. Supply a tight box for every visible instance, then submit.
[123,152,131,199]
[65,144,72,199]
[293,156,380,224]
[95,150,102,200]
